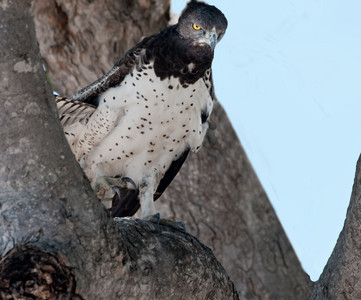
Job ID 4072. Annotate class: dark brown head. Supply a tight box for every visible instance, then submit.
[177,1,228,50]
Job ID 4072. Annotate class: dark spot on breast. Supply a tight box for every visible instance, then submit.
[168,85,173,89]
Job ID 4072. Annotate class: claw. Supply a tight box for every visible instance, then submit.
[143,213,187,232]
[121,177,137,189]
[112,186,121,198]
[94,176,136,195]
[144,213,161,224]
[159,218,187,232]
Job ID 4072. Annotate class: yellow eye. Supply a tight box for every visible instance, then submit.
[192,24,201,31]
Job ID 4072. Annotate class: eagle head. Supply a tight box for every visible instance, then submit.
[177,1,228,50]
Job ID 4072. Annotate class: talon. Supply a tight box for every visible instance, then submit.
[144,213,160,224]
[159,218,187,232]
[174,221,186,232]
[121,177,137,189]
[112,186,121,198]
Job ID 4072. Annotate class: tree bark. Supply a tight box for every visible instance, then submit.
[311,155,361,299]
[33,0,170,96]
[0,1,238,299]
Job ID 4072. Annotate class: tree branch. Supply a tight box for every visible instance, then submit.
[311,155,361,299]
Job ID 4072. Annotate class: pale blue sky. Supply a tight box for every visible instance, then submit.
[173,0,361,280]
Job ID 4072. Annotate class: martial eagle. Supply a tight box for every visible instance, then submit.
[56,0,227,219]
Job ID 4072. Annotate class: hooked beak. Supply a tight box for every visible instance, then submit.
[197,29,218,50]
[206,29,218,50]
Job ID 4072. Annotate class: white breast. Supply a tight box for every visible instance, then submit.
[71,65,213,190]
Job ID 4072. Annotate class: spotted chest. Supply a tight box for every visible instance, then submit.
[73,64,213,187]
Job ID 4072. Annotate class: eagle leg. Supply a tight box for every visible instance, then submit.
[139,175,157,219]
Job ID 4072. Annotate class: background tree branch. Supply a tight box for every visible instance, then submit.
[311,155,361,299]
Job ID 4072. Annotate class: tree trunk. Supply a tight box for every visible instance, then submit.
[0,1,237,299]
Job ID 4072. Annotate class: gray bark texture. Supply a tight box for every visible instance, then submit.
[2,0,361,299]
[0,1,237,299]
[311,155,361,300]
